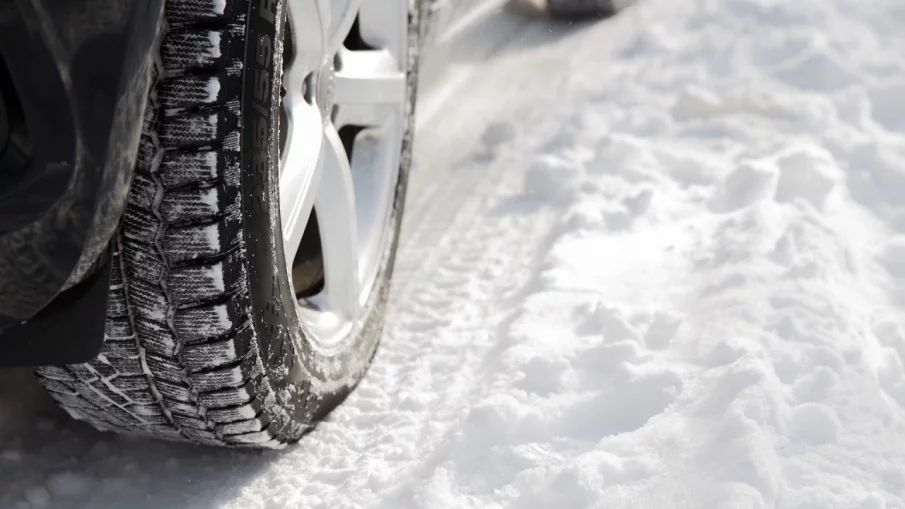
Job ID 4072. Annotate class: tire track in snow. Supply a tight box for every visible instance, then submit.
[274,122,564,508]
[202,13,602,509]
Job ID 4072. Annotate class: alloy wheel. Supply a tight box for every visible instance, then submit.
[279,0,409,349]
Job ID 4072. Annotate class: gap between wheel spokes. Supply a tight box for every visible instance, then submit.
[332,49,406,128]
[280,99,323,266]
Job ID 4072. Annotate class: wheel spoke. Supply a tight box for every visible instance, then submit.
[349,112,404,288]
[332,49,406,128]
[285,0,329,81]
[326,0,362,56]
[313,124,360,319]
[357,0,408,62]
[280,99,324,265]
[335,49,405,105]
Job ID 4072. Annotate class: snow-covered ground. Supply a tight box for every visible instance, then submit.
[5,0,905,507]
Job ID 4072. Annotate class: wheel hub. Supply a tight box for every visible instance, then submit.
[313,59,336,122]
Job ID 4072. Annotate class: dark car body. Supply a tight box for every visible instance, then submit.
[0,0,164,365]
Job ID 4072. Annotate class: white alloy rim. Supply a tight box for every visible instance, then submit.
[279,0,408,349]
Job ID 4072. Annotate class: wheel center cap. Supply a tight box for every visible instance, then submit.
[315,58,335,122]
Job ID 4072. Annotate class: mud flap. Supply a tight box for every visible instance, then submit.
[0,255,111,367]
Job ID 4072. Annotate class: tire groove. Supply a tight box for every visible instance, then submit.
[150,18,228,444]
[122,44,191,437]
[61,366,150,426]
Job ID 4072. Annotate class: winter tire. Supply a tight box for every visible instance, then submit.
[34,0,421,448]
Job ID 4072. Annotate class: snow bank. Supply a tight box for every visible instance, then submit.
[387,0,905,506]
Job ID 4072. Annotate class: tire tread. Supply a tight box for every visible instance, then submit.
[35,1,290,448]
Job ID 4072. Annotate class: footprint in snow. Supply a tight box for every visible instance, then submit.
[515,352,572,397]
[873,318,905,367]
[875,347,905,408]
[786,402,841,446]
[563,303,684,438]
[878,237,905,279]
[709,144,839,215]
[789,366,839,404]
[867,81,905,134]
[774,144,841,211]
[772,47,858,92]
[845,141,905,231]
[709,159,778,213]
[574,303,685,363]
[698,356,768,416]
[511,450,656,509]
[643,311,683,350]
[574,302,641,341]
[558,363,683,440]
[876,237,905,306]
[670,85,723,122]
[523,155,583,205]
[472,121,517,162]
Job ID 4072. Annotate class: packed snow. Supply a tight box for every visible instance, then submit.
[4,0,905,507]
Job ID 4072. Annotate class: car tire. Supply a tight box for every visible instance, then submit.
[33,0,421,448]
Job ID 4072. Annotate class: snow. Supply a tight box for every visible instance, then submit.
[205,76,221,103]
[208,32,222,59]
[5,0,905,507]
[212,0,227,15]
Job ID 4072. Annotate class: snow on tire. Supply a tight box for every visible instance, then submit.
[33,0,421,449]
